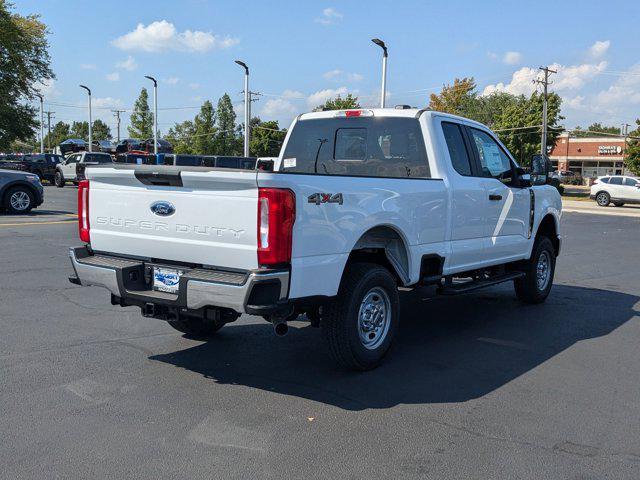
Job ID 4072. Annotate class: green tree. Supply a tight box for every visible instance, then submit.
[249,118,286,157]
[428,78,477,116]
[165,120,196,154]
[193,100,216,154]
[69,119,112,141]
[574,123,620,137]
[0,1,54,150]
[43,121,70,148]
[213,93,238,155]
[625,141,640,175]
[128,88,153,139]
[314,93,360,112]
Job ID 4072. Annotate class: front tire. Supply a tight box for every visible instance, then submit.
[3,186,34,214]
[321,262,400,371]
[54,171,65,188]
[514,236,556,304]
[168,317,225,339]
[595,191,610,206]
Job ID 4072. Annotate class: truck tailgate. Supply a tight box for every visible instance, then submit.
[86,166,259,270]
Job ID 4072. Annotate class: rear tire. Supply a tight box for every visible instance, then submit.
[514,236,556,304]
[595,191,610,206]
[613,202,624,207]
[54,171,65,188]
[3,186,34,214]
[168,317,225,339]
[321,262,400,371]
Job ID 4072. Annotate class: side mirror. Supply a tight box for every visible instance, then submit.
[530,154,550,186]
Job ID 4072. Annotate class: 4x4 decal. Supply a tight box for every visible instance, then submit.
[308,193,343,205]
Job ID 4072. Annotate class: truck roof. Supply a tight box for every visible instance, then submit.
[297,108,489,129]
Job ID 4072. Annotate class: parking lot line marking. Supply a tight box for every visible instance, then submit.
[0,219,76,227]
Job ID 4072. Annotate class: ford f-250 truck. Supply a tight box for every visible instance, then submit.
[68,108,561,370]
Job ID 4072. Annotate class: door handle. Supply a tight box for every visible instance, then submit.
[489,194,503,201]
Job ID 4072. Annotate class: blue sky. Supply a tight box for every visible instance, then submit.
[19,0,640,136]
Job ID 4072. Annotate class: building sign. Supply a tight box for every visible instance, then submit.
[598,145,623,155]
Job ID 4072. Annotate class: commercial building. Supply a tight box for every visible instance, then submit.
[549,133,625,178]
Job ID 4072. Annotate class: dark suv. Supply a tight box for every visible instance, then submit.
[0,153,63,183]
[0,168,44,214]
[115,138,144,154]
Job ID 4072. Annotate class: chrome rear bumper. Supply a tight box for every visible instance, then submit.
[68,246,289,314]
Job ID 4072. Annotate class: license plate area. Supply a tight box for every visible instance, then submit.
[152,267,183,293]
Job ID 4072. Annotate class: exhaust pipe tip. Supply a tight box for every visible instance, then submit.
[273,322,289,337]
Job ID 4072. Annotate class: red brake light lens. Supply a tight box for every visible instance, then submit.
[78,180,90,243]
[257,188,295,266]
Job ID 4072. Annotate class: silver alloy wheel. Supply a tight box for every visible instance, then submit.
[9,190,30,211]
[536,251,551,291]
[596,193,609,206]
[357,287,391,350]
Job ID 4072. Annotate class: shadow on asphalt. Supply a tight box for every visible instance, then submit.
[150,284,638,410]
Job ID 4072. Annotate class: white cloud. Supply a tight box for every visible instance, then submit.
[593,64,640,110]
[564,95,585,109]
[482,61,607,96]
[503,51,522,65]
[307,86,349,108]
[282,89,305,99]
[322,69,363,82]
[93,97,123,108]
[116,55,137,71]
[106,72,120,81]
[315,7,343,25]
[34,79,60,98]
[112,20,239,53]
[589,40,610,59]
[189,82,200,90]
[262,98,298,117]
[163,77,179,85]
[80,64,96,70]
[488,51,522,65]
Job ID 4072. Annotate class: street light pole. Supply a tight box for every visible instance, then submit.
[79,85,92,152]
[371,38,388,108]
[36,94,44,153]
[235,60,250,157]
[145,76,158,155]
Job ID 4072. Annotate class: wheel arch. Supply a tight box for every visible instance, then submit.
[1,180,39,205]
[346,224,412,286]
[534,213,560,256]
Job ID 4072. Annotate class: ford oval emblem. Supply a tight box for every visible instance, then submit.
[150,201,175,217]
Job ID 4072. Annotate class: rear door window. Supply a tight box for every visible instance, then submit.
[281,117,430,178]
[441,122,472,176]
[609,176,623,185]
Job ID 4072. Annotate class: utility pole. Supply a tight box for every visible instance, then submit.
[621,123,631,175]
[534,66,557,156]
[112,109,125,143]
[35,94,44,153]
[45,111,55,152]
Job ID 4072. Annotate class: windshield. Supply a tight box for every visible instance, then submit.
[281,116,430,178]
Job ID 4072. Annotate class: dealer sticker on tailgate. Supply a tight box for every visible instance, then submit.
[153,267,183,293]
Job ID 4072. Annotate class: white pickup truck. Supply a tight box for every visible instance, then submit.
[69,108,562,370]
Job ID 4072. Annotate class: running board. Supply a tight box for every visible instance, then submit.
[438,272,524,295]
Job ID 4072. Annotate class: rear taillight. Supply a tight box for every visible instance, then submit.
[593,179,600,184]
[78,180,90,243]
[257,188,295,266]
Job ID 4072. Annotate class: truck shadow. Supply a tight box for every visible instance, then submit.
[150,284,638,410]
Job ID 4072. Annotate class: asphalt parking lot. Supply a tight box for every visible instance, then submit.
[2,186,640,479]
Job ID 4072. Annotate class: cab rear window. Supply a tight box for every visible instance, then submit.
[281,117,430,178]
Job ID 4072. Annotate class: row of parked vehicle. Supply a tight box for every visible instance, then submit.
[59,137,174,156]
